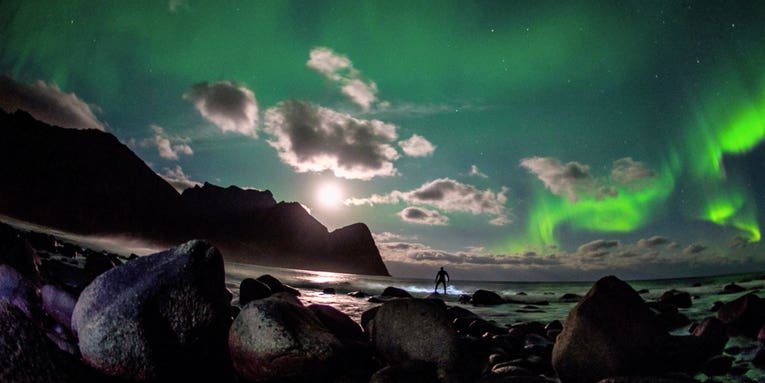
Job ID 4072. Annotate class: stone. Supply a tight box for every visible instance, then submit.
[228,293,342,382]
[238,277,271,305]
[381,286,412,298]
[545,320,563,331]
[0,264,39,319]
[559,293,583,303]
[308,303,364,342]
[690,317,728,355]
[716,293,765,337]
[722,283,746,294]
[256,274,300,296]
[471,289,505,305]
[659,290,692,308]
[701,355,733,376]
[71,240,233,382]
[370,298,459,374]
[41,284,76,332]
[709,301,723,312]
[552,276,670,383]
[369,361,439,383]
[322,287,336,294]
[0,299,75,383]
[348,290,369,298]
[0,223,40,280]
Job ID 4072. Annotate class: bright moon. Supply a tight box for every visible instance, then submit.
[317,183,343,208]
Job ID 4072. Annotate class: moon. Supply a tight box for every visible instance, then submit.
[317,183,343,208]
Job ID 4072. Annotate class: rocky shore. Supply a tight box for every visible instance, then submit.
[1,223,764,382]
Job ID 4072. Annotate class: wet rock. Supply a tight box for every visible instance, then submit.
[238,277,271,305]
[701,355,733,376]
[659,290,692,308]
[381,286,412,298]
[458,294,472,303]
[0,299,75,383]
[468,318,507,337]
[709,301,723,312]
[654,310,691,331]
[361,306,380,335]
[716,293,765,337]
[552,276,671,383]
[72,240,233,382]
[348,290,369,298]
[0,223,40,280]
[545,320,563,331]
[0,264,39,319]
[41,284,76,332]
[229,293,342,382]
[308,303,364,342]
[490,362,533,377]
[690,317,728,355]
[559,293,583,303]
[256,274,300,296]
[370,298,459,374]
[322,287,336,294]
[722,283,746,294]
[472,289,505,305]
[83,253,117,279]
[369,361,439,383]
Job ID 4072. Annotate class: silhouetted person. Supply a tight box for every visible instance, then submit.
[434,267,449,294]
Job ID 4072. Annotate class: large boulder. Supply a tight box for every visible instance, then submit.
[369,298,459,375]
[308,303,364,342]
[659,290,692,308]
[552,276,671,383]
[71,240,233,382]
[228,293,342,382]
[238,277,271,305]
[0,299,75,383]
[0,264,39,319]
[471,289,505,305]
[716,293,765,337]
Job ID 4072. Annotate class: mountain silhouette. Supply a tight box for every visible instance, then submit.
[0,109,389,276]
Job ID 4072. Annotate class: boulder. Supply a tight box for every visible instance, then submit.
[659,290,692,308]
[702,355,732,376]
[552,276,671,383]
[0,299,75,382]
[559,293,583,303]
[83,252,117,279]
[381,286,412,298]
[370,298,459,374]
[0,223,40,280]
[369,361,439,383]
[471,289,505,305]
[722,283,746,294]
[308,303,364,342]
[256,274,300,296]
[71,240,233,382]
[228,293,342,382]
[238,277,271,305]
[348,290,369,298]
[41,284,77,332]
[322,287,336,294]
[0,264,39,319]
[690,318,728,355]
[716,293,765,337]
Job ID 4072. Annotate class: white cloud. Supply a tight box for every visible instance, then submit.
[398,134,436,157]
[263,100,400,180]
[611,157,655,184]
[469,165,488,178]
[183,81,258,137]
[307,47,381,110]
[346,178,509,225]
[0,75,106,131]
[637,235,670,248]
[158,165,201,192]
[148,125,193,160]
[398,207,449,226]
[520,156,590,202]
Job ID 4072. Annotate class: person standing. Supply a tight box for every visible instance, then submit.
[434,267,449,294]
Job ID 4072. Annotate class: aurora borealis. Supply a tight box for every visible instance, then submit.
[2,1,765,280]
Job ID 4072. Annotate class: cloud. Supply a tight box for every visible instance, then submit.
[637,236,670,248]
[183,81,258,137]
[728,236,750,249]
[158,165,201,192]
[398,207,449,225]
[0,75,106,131]
[469,165,488,178]
[577,239,620,253]
[398,134,435,157]
[307,47,381,110]
[148,125,192,160]
[611,157,655,184]
[372,232,417,243]
[263,100,400,180]
[168,0,185,12]
[683,243,707,254]
[520,156,590,202]
[346,178,509,225]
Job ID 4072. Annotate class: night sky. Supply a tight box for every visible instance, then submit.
[2,1,765,280]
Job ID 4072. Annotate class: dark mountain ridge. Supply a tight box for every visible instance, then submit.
[0,109,389,276]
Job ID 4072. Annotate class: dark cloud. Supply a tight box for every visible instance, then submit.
[611,157,655,184]
[398,207,448,225]
[520,156,590,202]
[263,100,400,180]
[398,134,436,157]
[184,81,258,137]
[0,75,106,131]
[577,239,620,253]
[346,178,509,225]
[728,236,750,248]
[683,243,707,254]
[637,236,670,248]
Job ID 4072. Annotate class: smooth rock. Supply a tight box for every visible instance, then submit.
[716,293,765,337]
[701,355,733,376]
[659,290,692,308]
[348,290,369,298]
[709,301,723,312]
[0,264,39,319]
[472,289,505,305]
[369,361,439,383]
[552,276,670,383]
[322,287,336,294]
[559,293,583,303]
[381,286,412,298]
[228,293,341,382]
[238,278,271,305]
[256,274,301,296]
[690,317,728,355]
[308,303,364,341]
[71,240,233,382]
[41,284,76,332]
[722,283,746,294]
